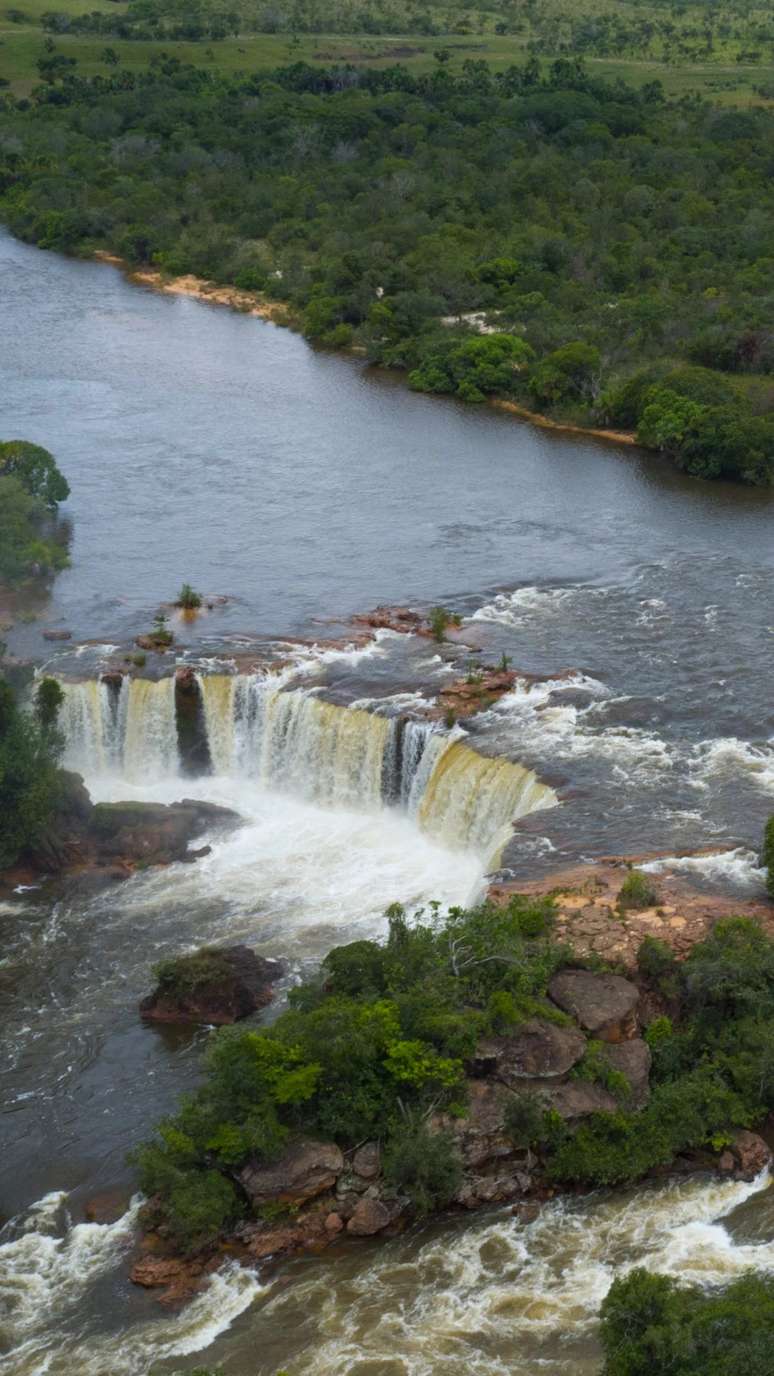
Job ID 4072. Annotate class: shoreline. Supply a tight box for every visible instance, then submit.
[91,252,637,450]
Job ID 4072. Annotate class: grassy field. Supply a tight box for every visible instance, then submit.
[1,0,773,100]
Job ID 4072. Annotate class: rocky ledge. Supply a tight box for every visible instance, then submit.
[140,945,284,1025]
[131,965,773,1301]
[5,771,240,891]
[490,853,774,970]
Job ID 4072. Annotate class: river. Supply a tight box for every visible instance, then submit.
[1,228,774,1376]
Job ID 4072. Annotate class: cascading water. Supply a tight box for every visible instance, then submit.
[57,672,557,860]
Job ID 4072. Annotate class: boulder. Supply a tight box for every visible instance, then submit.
[42,628,72,641]
[548,970,640,1042]
[603,1038,651,1109]
[719,1130,772,1181]
[139,945,283,1025]
[436,1079,515,1168]
[346,1198,392,1236]
[471,1019,586,1083]
[130,1254,207,1303]
[91,798,239,866]
[352,1142,381,1180]
[238,1139,344,1207]
[541,1080,618,1120]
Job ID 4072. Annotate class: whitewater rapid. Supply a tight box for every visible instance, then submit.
[3,1170,772,1376]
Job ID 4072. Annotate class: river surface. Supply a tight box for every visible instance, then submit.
[2,228,774,1376]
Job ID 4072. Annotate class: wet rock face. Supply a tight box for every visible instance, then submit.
[139,945,283,1025]
[548,970,640,1043]
[238,1140,345,1207]
[23,783,241,883]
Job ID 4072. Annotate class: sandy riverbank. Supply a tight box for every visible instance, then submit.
[92,252,638,449]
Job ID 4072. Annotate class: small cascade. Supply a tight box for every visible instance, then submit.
[59,679,125,775]
[122,677,179,781]
[418,738,556,856]
[258,690,391,809]
[197,674,236,775]
[55,671,557,858]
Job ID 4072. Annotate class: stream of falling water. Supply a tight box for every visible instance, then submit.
[58,673,557,863]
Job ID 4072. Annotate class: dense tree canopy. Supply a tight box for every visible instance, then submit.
[600,1269,774,1376]
[1,57,773,481]
[0,674,63,868]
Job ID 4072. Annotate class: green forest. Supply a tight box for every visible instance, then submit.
[1,54,773,481]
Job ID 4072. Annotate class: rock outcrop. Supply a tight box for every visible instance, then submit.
[139,945,283,1025]
[20,776,240,885]
[490,855,774,970]
[238,1140,345,1207]
[718,1129,771,1181]
[547,970,640,1042]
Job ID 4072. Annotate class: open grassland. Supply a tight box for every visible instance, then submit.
[2,0,773,100]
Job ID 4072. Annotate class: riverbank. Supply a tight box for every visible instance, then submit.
[91,252,638,451]
[128,857,774,1301]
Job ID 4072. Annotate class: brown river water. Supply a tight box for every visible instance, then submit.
[2,228,774,1375]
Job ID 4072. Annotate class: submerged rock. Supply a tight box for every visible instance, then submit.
[139,944,283,1025]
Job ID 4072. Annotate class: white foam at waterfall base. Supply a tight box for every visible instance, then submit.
[85,774,485,952]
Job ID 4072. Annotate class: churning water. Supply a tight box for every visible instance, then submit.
[3,229,774,1374]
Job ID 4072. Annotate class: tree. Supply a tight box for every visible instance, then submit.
[0,441,69,507]
[600,1269,774,1376]
[0,675,63,868]
[0,476,68,583]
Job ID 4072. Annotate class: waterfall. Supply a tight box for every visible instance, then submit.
[60,677,178,780]
[55,672,557,858]
[123,677,178,781]
[418,739,556,855]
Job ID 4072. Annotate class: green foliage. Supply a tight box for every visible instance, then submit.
[0,674,63,868]
[503,1091,547,1150]
[762,816,774,900]
[637,937,678,996]
[135,896,564,1240]
[153,946,235,997]
[428,606,461,642]
[571,1039,631,1102]
[34,676,64,733]
[176,582,202,609]
[2,60,771,483]
[0,440,69,507]
[382,1119,462,1215]
[600,1269,774,1376]
[617,869,658,912]
[0,476,69,584]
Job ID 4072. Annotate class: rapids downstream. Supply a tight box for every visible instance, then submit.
[2,228,774,1376]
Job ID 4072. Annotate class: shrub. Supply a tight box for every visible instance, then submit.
[34,676,64,732]
[176,582,202,610]
[503,1092,547,1150]
[153,947,235,998]
[428,606,462,641]
[617,869,658,912]
[600,1269,774,1376]
[382,1119,462,1215]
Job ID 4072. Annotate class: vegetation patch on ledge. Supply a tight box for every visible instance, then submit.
[132,895,774,1292]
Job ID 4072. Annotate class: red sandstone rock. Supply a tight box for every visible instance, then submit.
[346,1198,392,1236]
[238,1140,344,1207]
[352,1142,381,1179]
